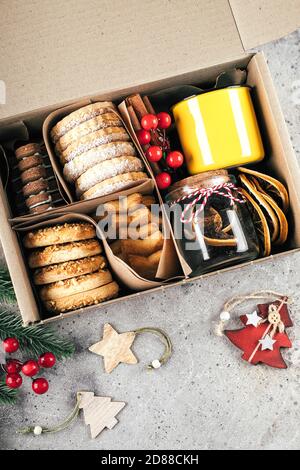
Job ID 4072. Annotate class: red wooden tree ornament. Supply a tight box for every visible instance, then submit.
[225,298,293,369]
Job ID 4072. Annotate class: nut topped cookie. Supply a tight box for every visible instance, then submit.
[24,222,96,248]
[23,222,119,315]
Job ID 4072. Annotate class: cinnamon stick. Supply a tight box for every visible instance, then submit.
[127,94,148,120]
[143,95,156,115]
[127,105,141,131]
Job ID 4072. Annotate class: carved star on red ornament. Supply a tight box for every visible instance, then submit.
[224,299,293,369]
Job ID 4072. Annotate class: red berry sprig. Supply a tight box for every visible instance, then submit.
[156,172,172,190]
[3,337,19,353]
[22,360,40,377]
[145,146,163,163]
[166,151,184,169]
[156,112,172,129]
[38,352,56,368]
[137,129,151,145]
[2,337,55,395]
[5,359,22,374]
[6,373,23,389]
[137,111,184,190]
[141,114,158,131]
[32,378,49,395]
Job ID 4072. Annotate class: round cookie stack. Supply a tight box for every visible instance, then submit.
[51,102,148,200]
[12,142,63,214]
[23,223,119,313]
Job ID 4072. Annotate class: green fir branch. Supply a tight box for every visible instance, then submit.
[0,379,17,405]
[0,265,16,304]
[0,309,75,359]
[0,265,75,359]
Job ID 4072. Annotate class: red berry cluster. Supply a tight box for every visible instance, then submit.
[2,337,56,395]
[136,112,184,190]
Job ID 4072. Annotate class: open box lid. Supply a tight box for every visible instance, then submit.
[229,0,300,50]
[0,0,299,121]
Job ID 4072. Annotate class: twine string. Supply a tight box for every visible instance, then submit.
[247,297,286,364]
[18,394,82,435]
[223,290,292,312]
[216,290,292,337]
[170,183,245,224]
[133,327,172,369]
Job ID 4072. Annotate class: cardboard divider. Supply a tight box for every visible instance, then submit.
[0,145,10,189]
[0,181,40,325]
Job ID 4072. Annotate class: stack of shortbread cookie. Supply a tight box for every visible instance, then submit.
[51,102,147,200]
[23,223,119,313]
[95,193,163,280]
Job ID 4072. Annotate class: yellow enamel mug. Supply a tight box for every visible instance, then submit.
[172,86,264,175]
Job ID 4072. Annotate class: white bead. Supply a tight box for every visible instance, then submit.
[152,359,161,369]
[220,311,230,322]
[33,426,43,435]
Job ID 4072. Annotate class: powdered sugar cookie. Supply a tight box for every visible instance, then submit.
[75,156,144,196]
[80,172,149,200]
[51,102,116,143]
[63,141,136,182]
[60,127,131,164]
[55,114,123,154]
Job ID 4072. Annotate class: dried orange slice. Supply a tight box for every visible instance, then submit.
[203,236,237,247]
[249,175,289,245]
[238,167,289,213]
[239,188,271,257]
[239,174,279,243]
[260,193,288,245]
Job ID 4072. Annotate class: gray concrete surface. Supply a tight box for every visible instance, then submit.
[0,30,300,450]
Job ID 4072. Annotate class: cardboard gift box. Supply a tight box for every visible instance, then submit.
[0,0,299,325]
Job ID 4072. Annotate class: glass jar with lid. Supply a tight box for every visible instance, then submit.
[165,170,260,277]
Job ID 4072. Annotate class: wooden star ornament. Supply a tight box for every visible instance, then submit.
[89,323,138,373]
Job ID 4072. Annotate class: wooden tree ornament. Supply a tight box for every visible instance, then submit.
[19,391,125,439]
[78,392,125,439]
